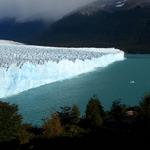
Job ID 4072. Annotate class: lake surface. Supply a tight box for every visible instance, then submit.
[3,54,150,126]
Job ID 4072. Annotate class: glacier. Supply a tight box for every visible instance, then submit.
[0,41,125,98]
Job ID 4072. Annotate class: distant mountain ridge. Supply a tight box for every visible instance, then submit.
[0,19,49,44]
[37,0,150,53]
[0,0,150,53]
[67,0,150,16]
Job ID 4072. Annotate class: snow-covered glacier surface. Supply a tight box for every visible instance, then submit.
[0,42,125,98]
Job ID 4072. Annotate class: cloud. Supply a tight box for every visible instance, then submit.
[0,0,96,22]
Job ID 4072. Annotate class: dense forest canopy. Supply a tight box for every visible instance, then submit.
[0,95,150,149]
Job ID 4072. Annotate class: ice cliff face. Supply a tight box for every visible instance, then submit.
[0,42,125,98]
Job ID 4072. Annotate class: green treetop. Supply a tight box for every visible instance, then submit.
[0,101,22,142]
[85,96,104,127]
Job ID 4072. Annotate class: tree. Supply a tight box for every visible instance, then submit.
[139,95,150,123]
[58,106,72,125]
[43,113,63,138]
[58,106,80,125]
[63,125,85,137]
[56,105,81,136]
[0,101,22,142]
[18,124,33,144]
[110,100,126,121]
[70,105,80,125]
[85,96,104,127]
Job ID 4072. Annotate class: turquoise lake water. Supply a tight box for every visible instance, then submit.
[3,54,150,126]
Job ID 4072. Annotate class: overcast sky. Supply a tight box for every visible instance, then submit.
[0,0,97,22]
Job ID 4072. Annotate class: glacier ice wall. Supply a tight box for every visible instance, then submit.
[0,43,125,98]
